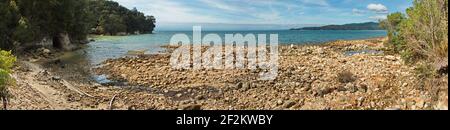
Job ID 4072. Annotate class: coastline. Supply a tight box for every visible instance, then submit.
[7,37,448,110]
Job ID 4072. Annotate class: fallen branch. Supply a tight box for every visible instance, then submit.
[109,94,118,110]
[61,80,95,98]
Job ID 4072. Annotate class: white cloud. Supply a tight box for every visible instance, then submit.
[367,3,388,14]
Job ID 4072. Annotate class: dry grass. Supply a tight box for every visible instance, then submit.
[337,71,356,83]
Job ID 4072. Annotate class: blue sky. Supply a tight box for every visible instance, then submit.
[113,0,413,30]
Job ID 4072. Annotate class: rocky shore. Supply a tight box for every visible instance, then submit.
[7,38,448,110]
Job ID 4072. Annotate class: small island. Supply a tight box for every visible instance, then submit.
[291,22,383,30]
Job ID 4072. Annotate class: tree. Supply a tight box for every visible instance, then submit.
[88,0,155,35]
[382,0,448,72]
[0,50,16,110]
[0,0,19,50]
[1,0,156,51]
[380,12,407,52]
[101,14,127,35]
[401,0,448,69]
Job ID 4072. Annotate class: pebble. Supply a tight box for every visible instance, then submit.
[277,100,284,106]
[92,39,438,110]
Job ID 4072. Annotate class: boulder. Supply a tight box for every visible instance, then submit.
[54,33,75,51]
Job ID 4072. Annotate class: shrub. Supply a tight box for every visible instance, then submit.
[0,50,16,110]
[338,71,356,83]
[383,0,448,73]
[380,12,407,53]
[401,0,448,70]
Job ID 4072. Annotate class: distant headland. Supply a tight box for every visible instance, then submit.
[290,22,383,30]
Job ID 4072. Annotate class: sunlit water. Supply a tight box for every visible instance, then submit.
[78,30,386,65]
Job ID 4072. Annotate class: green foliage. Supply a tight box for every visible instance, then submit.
[0,50,16,109]
[383,0,448,70]
[1,0,156,50]
[15,0,93,42]
[0,0,20,50]
[88,0,155,35]
[380,12,407,53]
[101,14,127,35]
[401,0,448,66]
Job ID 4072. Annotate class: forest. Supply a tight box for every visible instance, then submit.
[0,0,156,50]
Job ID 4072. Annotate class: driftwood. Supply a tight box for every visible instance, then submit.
[60,80,95,98]
[109,94,118,110]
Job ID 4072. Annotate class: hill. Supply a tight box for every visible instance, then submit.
[291,22,383,30]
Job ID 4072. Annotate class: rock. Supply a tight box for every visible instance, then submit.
[300,85,311,92]
[54,33,75,51]
[345,83,357,93]
[357,97,365,106]
[301,74,311,80]
[38,48,51,55]
[175,93,183,98]
[385,55,397,61]
[283,100,297,108]
[336,85,347,92]
[385,106,402,110]
[415,99,425,109]
[52,76,61,81]
[316,87,335,97]
[276,99,284,106]
[402,83,408,87]
[242,82,250,90]
[435,101,448,110]
[235,82,243,89]
[195,95,205,100]
[316,48,325,54]
[358,84,368,93]
[182,104,202,110]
